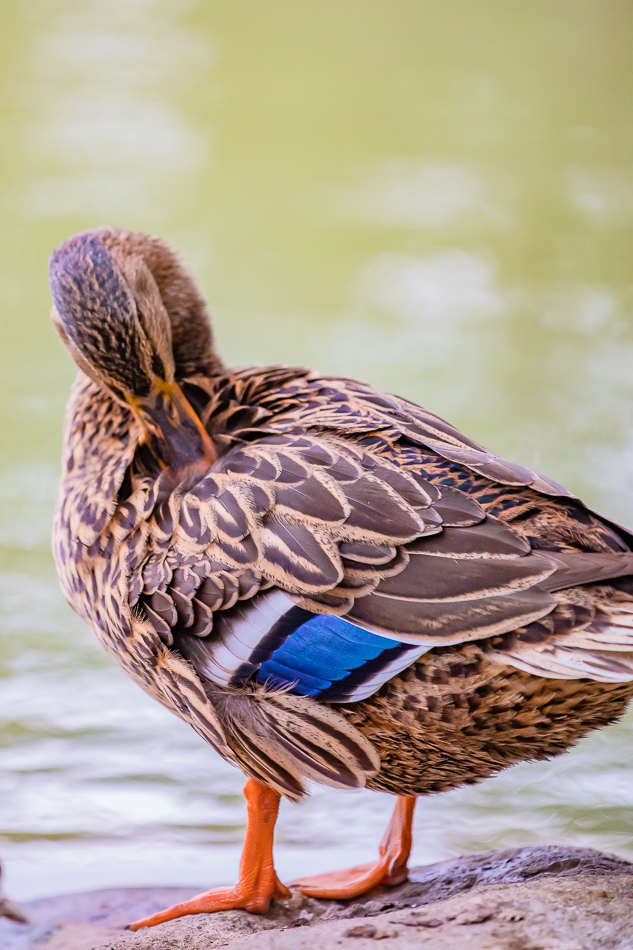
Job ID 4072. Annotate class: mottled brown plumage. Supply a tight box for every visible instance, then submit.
[50,227,633,923]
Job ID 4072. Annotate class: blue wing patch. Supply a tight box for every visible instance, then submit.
[178,590,429,703]
[254,608,428,702]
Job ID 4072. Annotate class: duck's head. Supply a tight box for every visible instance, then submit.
[49,227,220,468]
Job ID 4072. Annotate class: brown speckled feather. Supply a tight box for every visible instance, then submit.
[51,227,633,803]
[127,372,633,660]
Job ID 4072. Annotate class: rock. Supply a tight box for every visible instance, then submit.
[1,846,632,950]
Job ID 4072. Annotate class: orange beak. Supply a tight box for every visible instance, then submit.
[126,378,217,471]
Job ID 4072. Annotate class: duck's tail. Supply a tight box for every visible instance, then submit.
[206,684,380,802]
[486,596,633,683]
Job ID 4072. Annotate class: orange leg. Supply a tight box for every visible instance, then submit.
[292,796,416,900]
[128,778,290,930]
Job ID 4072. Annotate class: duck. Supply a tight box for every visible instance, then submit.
[49,226,633,930]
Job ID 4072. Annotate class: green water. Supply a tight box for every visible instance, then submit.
[1,0,633,900]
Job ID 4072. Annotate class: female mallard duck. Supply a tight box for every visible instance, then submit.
[50,227,633,930]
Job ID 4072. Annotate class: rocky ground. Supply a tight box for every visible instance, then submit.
[2,845,633,950]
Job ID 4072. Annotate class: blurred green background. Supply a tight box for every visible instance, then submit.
[1,0,632,901]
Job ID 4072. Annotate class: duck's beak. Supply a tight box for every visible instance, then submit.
[126,378,217,471]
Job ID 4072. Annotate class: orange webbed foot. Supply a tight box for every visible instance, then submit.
[292,796,415,900]
[128,875,290,930]
[128,778,290,930]
[291,858,406,900]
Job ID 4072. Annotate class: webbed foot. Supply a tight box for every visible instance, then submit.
[292,796,415,900]
[129,778,289,930]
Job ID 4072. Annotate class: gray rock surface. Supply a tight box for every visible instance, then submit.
[1,846,632,950]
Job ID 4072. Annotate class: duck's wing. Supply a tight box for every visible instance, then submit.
[304,378,633,682]
[152,430,632,645]
[128,361,633,795]
[131,428,633,799]
[330,380,576,496]
[265,375,576,497]
[146,431,563,646]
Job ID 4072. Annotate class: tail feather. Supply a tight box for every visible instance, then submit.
[224,730,306,800]
[494,645,633,682]
[207,684,380,802]
[488,606,633,683]
[543,551,633,592]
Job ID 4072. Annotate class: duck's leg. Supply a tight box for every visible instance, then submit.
[292,796,416,899]
[128,778,290,930]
